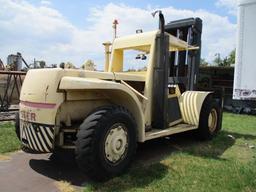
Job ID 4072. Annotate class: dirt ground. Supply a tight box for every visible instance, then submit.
[0,151,88,192]
[0,138,180,192]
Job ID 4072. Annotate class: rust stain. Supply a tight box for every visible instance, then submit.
[45,85,49,102]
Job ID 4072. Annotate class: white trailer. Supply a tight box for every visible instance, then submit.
[233,0,256,100]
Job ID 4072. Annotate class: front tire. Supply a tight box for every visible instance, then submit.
[75,106,137,181]
[196,96,221,140]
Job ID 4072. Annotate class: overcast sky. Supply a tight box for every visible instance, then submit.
[0,0,237,69]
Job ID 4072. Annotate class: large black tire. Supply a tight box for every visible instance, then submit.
[196,96,222,140]
[15,112,20,141]
[75,106,137,181]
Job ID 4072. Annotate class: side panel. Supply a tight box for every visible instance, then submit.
[59,77,145,142]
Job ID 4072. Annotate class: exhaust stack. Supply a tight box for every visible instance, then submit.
[152,11,170,129]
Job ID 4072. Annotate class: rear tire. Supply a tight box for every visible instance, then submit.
[75,106,137,181]
[196,96,221,140]
[15,112,20,140]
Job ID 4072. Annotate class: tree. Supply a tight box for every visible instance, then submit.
[59,62,75,69]
[39,61,46,68]
[216,49,236,67]
[51,64,57,68]
[66,62,75,69]
[138,66,147,71]
[127,68,136,72]
[213,53,222,66]
[227,49,236,65]
[222,57,228,66]
[200,58,208,66]
[82,60,96,71]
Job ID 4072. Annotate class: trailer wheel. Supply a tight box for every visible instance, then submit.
[75,106,137,181]
[196,96,221,140]
[15,112,20,140]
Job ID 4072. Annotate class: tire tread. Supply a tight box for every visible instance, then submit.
[75,105,137,180]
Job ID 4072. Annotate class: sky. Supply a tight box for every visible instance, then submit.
[0,0,238,70]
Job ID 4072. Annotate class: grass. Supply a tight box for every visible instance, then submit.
[0,122,20,154]
[84,113,256,192]
[55,181,76,192]
[0,113,255,191]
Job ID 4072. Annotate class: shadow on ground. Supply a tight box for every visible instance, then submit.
[29,130,256,189]
[29,151,88,187]
[135,130,256,163]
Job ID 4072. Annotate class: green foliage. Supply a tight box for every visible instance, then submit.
[200,58,208,66]
[59,62,76,69]
[0,122,20,153]
[213,53,222,66]
[215,49,236,67]
[227,49,236,65]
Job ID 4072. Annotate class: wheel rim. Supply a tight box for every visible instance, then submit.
[208,108,218,133]
[104,123,128,164]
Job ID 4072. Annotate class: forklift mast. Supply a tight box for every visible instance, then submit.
[152,16,203,129]
[165,17,203,92]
